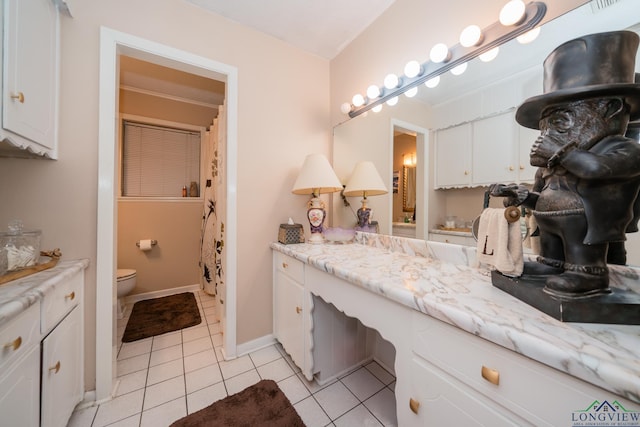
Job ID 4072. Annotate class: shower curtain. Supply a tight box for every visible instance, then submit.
[201,102,226,297]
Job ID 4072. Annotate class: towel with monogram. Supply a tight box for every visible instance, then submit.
[475,208,523,277]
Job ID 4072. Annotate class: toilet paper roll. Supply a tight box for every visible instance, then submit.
[139,239,153,251]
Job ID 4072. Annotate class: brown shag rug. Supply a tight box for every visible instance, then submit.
[122,292,201,342]
[170,379,305,427]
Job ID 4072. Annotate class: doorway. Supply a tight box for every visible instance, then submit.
[97,28,238,402]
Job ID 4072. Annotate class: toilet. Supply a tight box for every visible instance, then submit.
[116,269,136,319]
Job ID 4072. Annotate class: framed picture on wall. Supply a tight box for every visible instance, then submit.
[393,171,399,194]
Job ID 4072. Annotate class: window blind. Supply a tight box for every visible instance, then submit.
[122,121,200,197]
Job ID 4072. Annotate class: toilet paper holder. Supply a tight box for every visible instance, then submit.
[136,240,157,247]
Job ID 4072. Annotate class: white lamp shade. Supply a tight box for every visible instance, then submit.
[343,161,388,197]
[291,153,343,195]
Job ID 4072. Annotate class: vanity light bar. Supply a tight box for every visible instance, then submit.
[347,1,547,118]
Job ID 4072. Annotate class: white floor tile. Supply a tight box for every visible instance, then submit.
[182,325,209,343]
[152,331,182,351]
[298,372,335,394]
[104,413,141,427]
[224,369,261,395]
[277,374,311,404]
[256,357,295,382]
[186,382,228,414]
[364,387,397,427]
[313,381,360,420]
[147,358,184,386]
[334,404,383,427]
[249,345,282,367]
[219,354,255,379]
[365,361,396,386]
[115,369,148,396]
[140,397,187,427]
[116,353,150,376]
[118,338,152,360]
[210,332,223,347]
[92,389,144,427]
[149,344,183,367]
[184,348,217,373]
[294,396,331,427]
[183,335,213,357]
[67,405,97,427]
[201,299,216,308]
[341,367,385,401]
[143,376,186,411]
[185,363,223,394]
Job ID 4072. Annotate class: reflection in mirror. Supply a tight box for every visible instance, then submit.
[403,166,416,213]
[332,0,640,265]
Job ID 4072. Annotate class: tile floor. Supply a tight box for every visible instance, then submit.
[68,290,397,427]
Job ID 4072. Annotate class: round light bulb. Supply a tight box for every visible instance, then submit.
[366,85,381,99]
[429,43,450,63]
[384,73,400,89]
[340,102,352,115]
[404,60,422,78]
[372,104,383,113]
[460,25,483,47]
[450,63,468,76]
[500,0,526,26]
[517,27,540,44]
[352,93,365,107]
[479,47,499,62]
[404,87,418,98]
[424,76,440,88]
[386,97,398,106]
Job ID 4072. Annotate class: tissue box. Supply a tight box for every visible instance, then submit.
[278,224,305,244]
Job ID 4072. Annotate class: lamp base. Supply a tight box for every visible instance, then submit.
[308,232,324,244]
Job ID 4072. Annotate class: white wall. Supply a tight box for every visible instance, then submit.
[0,0,330,392]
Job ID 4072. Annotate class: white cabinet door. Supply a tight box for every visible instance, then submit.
[518,125,540,183]
[41,306,83,427]
[435,123,472,188]
[2,0,59,157]
[274,269,305,370]
[472,112,518,185]
[0,346,40,427]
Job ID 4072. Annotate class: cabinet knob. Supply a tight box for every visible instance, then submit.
[519,165,525,170]
[65,291,75,300]
[409,398,420,414]
[4,336,22,351]
[10,92,25,103]
[481,365,500,385]
[464,170,469,175]
[49,361,61,374]
[282,262,288,269]
[508,165,514,171]
[296,306,302,314]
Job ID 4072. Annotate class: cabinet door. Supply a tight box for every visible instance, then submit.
[274,270,304,370]
[3,0,59,152]
[435,124,472,188]
[408,357,525,426]
[472,112,518,185]
[0,346,40,427]
[517,125,539,183]
[41,306,83,427]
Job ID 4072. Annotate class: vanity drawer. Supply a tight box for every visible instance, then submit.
[41,270,82,334]
[411,312,622,426]
[0,302,40,372]
[275,252,304,284]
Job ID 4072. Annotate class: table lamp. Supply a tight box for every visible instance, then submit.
[291,154,343,244]
[343,161,388,230]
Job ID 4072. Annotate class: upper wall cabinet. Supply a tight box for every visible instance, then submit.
[435,111,538,189]
[0,0,63,159]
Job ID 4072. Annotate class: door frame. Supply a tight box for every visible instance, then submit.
[96,27,238,401]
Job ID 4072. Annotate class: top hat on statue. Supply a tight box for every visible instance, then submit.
[516,31,640,130]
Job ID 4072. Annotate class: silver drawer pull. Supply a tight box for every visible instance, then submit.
[4,336,22,351]
[481,365,500,385]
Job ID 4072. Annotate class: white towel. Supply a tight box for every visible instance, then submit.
[475,208,524,277]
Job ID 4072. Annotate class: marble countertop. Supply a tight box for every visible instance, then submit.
[271,235,640,403]
[0,259,89,327]
[430,227,473,237]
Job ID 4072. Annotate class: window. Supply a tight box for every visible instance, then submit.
[121,120,201,197]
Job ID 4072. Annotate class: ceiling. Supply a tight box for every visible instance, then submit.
[184,0,396,59]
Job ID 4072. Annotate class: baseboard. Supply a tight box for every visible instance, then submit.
[234,333,277,358]
[124,283,201,304]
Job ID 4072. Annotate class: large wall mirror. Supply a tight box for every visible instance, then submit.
[332,0,640,264]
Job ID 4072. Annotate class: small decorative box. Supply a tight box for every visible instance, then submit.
[278,224,305,244]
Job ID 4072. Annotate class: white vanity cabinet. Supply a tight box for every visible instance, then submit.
[471,112,519,186]
[0,0,62,158]
[0,303,41,427]
[434,123,472,188]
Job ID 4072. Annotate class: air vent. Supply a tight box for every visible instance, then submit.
[590,0,619,12]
